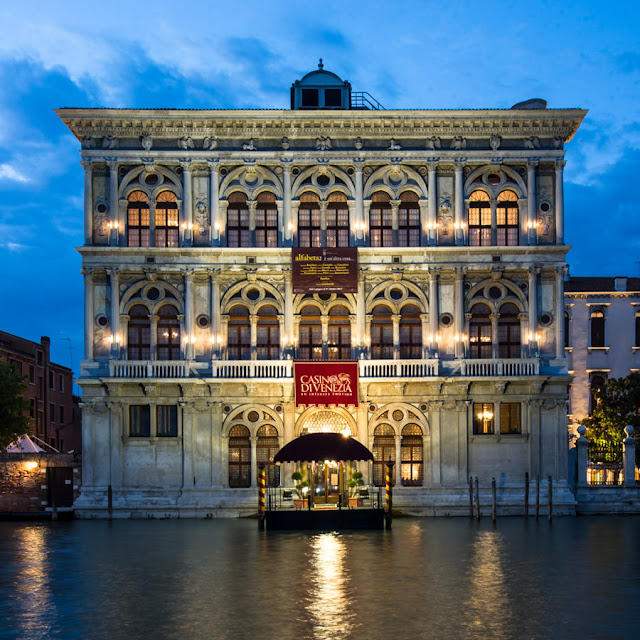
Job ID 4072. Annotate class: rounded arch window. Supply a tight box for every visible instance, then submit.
[299,410,351,435]
[498,303,521,358]
[316,174,331,187]
[370,191,392,248]
[468,191,491,247]
[128,304,151,360]
[155,191,179,248]
[228,425,251,488]
[496,190,519,246]
[127,190,150,247]
[398,191,420,247]
[373,423,395,486]
[371,305,393,359]
[256,192,278,248]
[299,305,322,360]
[257,304,280,360]
[328,305,351,360]
[227,192,249,248]
[399,304,422,359]
[327,191,349,248]
[157,304,180,361]
[401,423,423,486]
[298,192,321,248]
[469,303,492,359]
[257,424,280,487]
[228,305,251,360]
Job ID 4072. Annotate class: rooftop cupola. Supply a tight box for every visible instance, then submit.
[291,59,352,110]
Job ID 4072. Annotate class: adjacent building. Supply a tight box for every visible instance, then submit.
[0,331,78,453]
[565,276,640,431]
[57,64,586,517]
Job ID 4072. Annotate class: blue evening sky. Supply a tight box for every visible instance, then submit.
[0,0,638,380]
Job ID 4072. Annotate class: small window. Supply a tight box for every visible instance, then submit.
[29,365,34,384]
[473,403,494,435]
[59,374,64,392]
[130,405,151,437]
[500,403,521,434]
[590,309,605,347]
[302,88,319,107]
[50,403,55,422]
[49,371,55,390]
[157,405,178,437]
[59,406,65,425]
[30,399,35,419]
[324,88,342,107]
[37,351,43,365]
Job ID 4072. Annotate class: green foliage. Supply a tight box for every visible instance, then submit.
[0,359,32,450]
[347,470,364,497]
[579,372,640,446]
[292,469,308,498]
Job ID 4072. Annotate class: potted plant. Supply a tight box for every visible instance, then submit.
[292,470,309,509]
[347,470,365,508]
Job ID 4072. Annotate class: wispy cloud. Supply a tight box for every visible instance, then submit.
[0,164,29,183]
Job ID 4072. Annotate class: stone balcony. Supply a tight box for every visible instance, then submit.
[106,357,542,381]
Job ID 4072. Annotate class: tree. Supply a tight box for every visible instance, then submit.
[579,371,640,448]
[0,359,32,450]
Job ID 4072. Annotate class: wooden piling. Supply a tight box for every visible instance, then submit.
[548,475,553,522]
[107,484,113,520]
[474,476,480,520]
[469,476,474,518]
[491,477,497,523]
[524,471,529,517]
[535,476,540,520]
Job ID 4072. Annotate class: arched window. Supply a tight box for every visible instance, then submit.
[370,192,393,247]
[228,305,251,360]
[469,303,492,358]
[373,424,395,486]
[298,192,321,248]
[127,191,150,247]
[155,192,179,247]
[257,425,280,487]
[401,424,423,486]
[127,304,150,360]
[228,425,251,488]
[256,192,278,248]
[256,305,280,360]
[398,192,420,247]
[327,192,349,248]
[157,305,181,360]
[327,305,351,360]
[299,305,322,359]
[498,303,521,358]
[468,190,491,246]
[399,304,422,359]
[496,190,519,246]
[590,309,605,347]
[371,305,393,359]
[564,311,571,348]
[227,192,250,248]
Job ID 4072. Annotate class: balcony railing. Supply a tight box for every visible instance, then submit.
[359,359,439,378]
[109,360,190,379]
[107,357,540,380]
[459,358,539,377]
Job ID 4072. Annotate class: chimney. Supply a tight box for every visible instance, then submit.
[614,277,627,292]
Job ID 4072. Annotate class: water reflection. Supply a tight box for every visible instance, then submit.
[304,533,355,640]
[465,530,513,639]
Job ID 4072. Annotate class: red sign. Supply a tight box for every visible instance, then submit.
[292,248,358,294]
[294,361,359,407]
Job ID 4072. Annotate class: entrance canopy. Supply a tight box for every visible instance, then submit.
[274,433,373,463]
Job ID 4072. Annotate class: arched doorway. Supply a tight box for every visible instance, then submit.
[298,410,353,504]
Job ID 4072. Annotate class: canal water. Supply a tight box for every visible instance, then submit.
[1,516,638,640]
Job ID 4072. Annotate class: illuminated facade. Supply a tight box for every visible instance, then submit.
[57,64,586,517]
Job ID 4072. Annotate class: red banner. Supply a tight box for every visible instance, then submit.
[292,248,358,294]
[294,361,359,407]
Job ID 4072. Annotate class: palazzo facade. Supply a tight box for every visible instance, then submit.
[57,65,586,517]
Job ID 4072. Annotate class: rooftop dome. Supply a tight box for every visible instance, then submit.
[291,59,352,109]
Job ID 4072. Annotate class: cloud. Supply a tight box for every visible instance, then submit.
[0,164,29,183]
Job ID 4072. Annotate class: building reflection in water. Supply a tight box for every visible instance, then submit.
[466,530,514,639]
[304,533,355,640]
[13,526,53,638]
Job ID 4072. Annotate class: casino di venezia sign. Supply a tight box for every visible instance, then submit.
[294,361,359,407]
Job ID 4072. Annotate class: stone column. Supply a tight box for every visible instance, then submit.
[107,268,120,357]
[107,160,119,246]
[220,314,229,360]
[208,161,219,247]
[250,436,258,488]
[429,268,439,356]
[420,313,429,360]
[321,314,329,360]
[518,313,529,359]
[183,269,194,360]
[83,268,94,361]
[319,201,328,247]
[392,314,401,359]
[454,161,465,246]
[395,436,402,486]
[454,268,465,358]
[623,426,636,487]
[82,159,93,246]
[78,402,94,486]
[490,201,497,246]
[357,268,367,357]
[210,269,221,358]
[575,425,589,487]
[283,269,294,357]
[363,199,372,247]
[181,161,193,246]
[528,266,539,355]
[107,401,123,488]
[555,266,566,359]
[250,314,258,360]
[527,160,538,245]
[354,161,365,246]
[555,160,566,245]
[149,315,159,360]
[427,163,437,246]
[282,161,293,246]
[390,200,400,247]
[180,401,194,489]
[248,200,257,247]
[490,313,499,359]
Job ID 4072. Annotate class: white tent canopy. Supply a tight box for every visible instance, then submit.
[6,435,44,453]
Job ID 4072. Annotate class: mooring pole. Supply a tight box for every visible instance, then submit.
[469,476,474,518]
[491,477,497,523]
[107,484,113,520]
[535,475,540,520]
[524,472,529,517]
[474,476,480,520]
[548,475,553,522]
[258,464,266,530]
[385,458,395,529]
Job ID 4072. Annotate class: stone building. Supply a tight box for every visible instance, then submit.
[57,63,586,517]
[565,276,640,431]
